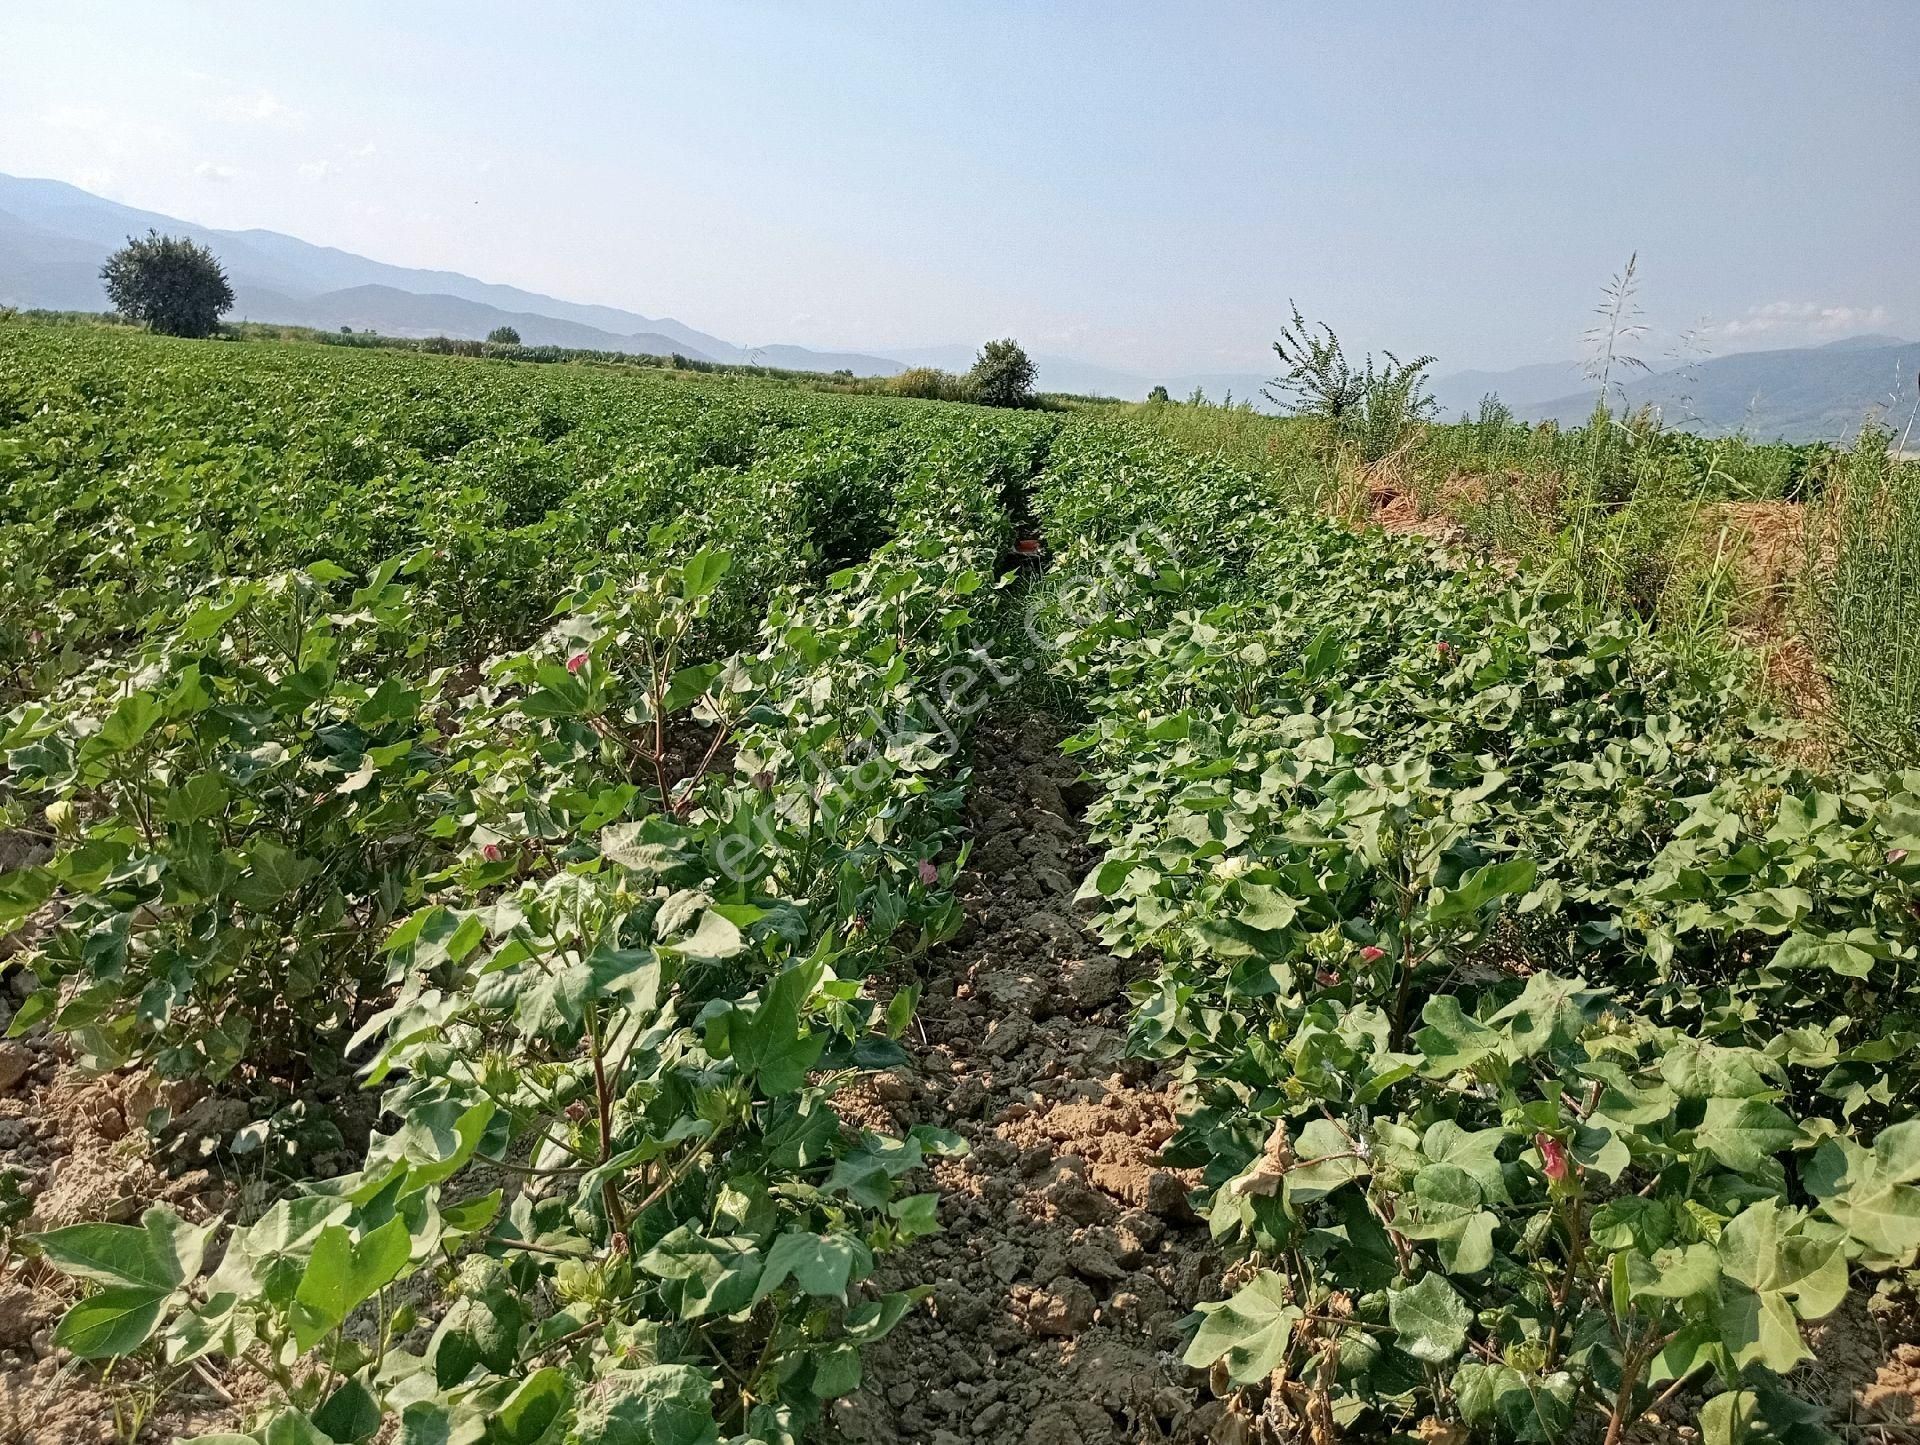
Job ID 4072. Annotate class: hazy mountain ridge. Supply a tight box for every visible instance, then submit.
[1510,341,1920,444]
[1,172,1911,437]
[0,174,854,371]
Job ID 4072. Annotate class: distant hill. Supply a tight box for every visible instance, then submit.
[1512,339,1920,444]
[9,172,1908,436]
[0,174,1291,398]
[0,173,892,373]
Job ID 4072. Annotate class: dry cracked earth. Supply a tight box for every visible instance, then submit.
[828,716,1229,1445]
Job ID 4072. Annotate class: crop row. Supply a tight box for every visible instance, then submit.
[1031,421,1920,1442]
[0,324,1055,700]
[0,326,1055,1443]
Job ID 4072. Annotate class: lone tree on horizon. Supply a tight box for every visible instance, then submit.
[487,325,521,345]
[100,231,234,338]
[967,338,1036,408]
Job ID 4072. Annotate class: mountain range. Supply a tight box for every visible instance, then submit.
[0,172,1911,443]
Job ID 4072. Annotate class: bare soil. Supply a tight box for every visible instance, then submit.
[0,1010,243,1445]
[831,716,1228,1445]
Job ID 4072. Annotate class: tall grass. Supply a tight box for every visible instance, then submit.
[1815,428,1920,766]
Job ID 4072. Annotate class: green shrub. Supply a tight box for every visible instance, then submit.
[967,338,1036,408]
[99,231,234,339]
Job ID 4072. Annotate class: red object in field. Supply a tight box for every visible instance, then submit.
[482,843,503,863]
[1358,945,1386,963]
[1537,1133,1570,1181]
[566,651,588,674]
[1015,538,1042,555]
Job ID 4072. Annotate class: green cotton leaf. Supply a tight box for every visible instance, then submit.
[1571,1118,1632,1183]
[599,817,696,877]
[1661,1039,1783,1101]
[808,1343,863,1399]
[495,1367,571,1445]
[1805,1120,1920,1265]
[513,954,593,1041]
[366,1099,496,1190]
[164,772,230,824]
[728,961,826,1095]
[92,692,164,755]
[231,838,320,912]
[1719,1200,1849,1317]
[312,1377,382,1444]
[1697,1382,1830,1445]
[1421,1120,1511,1205]
[844,1289,924,1344]
[662,660,725,714]
[168,1291,251,1365]
[1485,971,1602,1057]
[34,1205,210,1293]
[261,1413,336,1445]
[430,1287,523,1388]
[1415,994,1504,1077]
[1387,1273,1472,1363]
[1694,1097,1801,1172]
[753,1231,872,1303]
[1716,1200,1849,1374]
[355,676,422,729]
[1427,857,1536,928]
[1770,927,1883,979]
[35,1222,175,1292]
[679,549,733,602]
[52,1285,168,1358]
[888,1192,942,1242]
[395,1402,452,1445]
[290,1215,412,1350]
[571,1364,719,1445]
[1233,882,1297,932]
[637,1227,764,1321]
[1282,1117,1370,1202]
[1182,1270,1301,1385]
[671,908,745,963]
[1626,1243,1722,1301]
[1453,1361,1575,1442]
[1715,1287,1812,1376]
[1393,1164,1497,1274]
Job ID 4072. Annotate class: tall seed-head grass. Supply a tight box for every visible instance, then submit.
[1813,426,1920,766]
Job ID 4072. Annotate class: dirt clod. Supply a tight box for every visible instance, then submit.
[832,717,1219,1445]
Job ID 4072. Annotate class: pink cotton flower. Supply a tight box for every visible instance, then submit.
[482,843,503,863]
[1889,848,1909,865]
[1315,967,1341,988]
[918,859,939,886]
[1015,539,1042,556]
[1358,945,1386,963]
[566,651,589,674]
[1537,1133,1570,1182]
[1436,641,1454,659]
[752,771,774,794]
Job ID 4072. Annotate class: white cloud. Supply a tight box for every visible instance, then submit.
[1709,300,1891,344]
[193,161,239,183]
[208,89,301,126]
[298,158,339,180]
[352,141,378,159]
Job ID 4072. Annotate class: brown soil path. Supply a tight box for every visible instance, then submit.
[831,716,1225,1445]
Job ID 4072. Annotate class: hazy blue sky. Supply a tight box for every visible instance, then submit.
[3,2,1914,373]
